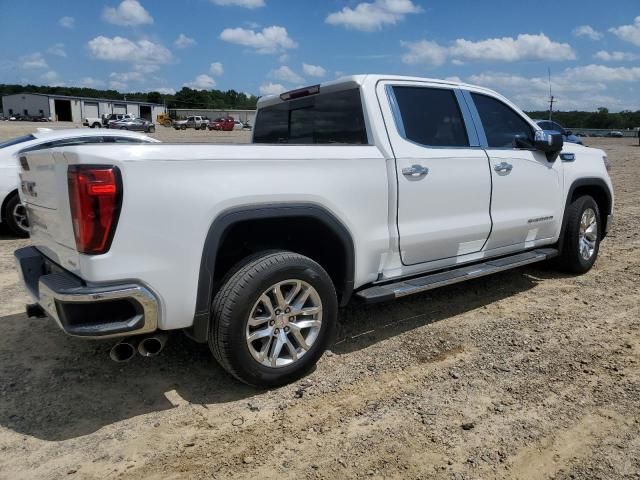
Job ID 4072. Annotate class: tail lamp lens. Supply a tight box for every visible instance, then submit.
[67,165,122,254]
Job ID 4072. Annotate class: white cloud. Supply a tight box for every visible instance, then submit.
[184,74,217,90]
[102,0,153,26]
[594,50,640,62]
[110,80,128,91]
[79,77,106,88]
[449,34,576,62]
[564,64,640,83]
[270,65,303,83]
[573,25,603,40]
[302,63,326,77]
[210,0,265,8]
[41,70,63,86]
[401,40,448,66]
[210,62,224,76]
[47,43,67,58]
[259,82,286,95]
[609,16,640,47]
[87,36,173,67]
[468,65,640,111]
[154,87,176,95]
[174,33,196,49]
[20,53,48,69]
[444,76,462,83]
[110,71,144,83]
[219,25,297,54]
[326,0,421,32]
[402,33,576,67]
[58,16,75,28]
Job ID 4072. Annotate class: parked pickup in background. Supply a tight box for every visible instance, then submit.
[83,113,136,129]
[15,75,613,387]
[173,116,207,130]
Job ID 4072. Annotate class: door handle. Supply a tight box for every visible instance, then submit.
[402,164,429,178]
[494,162,513,174]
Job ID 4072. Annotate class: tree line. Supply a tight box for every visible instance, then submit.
[1,83,639,128]
[0,84,259,111]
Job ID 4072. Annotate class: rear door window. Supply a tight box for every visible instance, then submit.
[253,88,368,144]
[391,86,469,147]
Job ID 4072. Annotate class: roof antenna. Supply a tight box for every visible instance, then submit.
[548,67,555,121]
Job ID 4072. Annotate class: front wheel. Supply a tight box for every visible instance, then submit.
[557,195,601,274]
[4,194,29,237]
[147,126,155,133]
[209,251,337,387]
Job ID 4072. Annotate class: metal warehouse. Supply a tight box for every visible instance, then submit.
[1,93,166,122]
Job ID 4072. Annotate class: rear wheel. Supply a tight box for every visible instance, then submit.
[557,195,601,273]
[147,126,155,133]
[4,194,29,237]
[209,251,337,387]
[181,125,187,130]
[92,122,101,128]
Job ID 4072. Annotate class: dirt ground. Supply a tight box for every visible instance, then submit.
[0,123,638,480]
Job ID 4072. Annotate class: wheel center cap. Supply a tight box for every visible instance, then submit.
[276,314,288,328]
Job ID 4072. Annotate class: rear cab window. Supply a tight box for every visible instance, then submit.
[253,88,368,145]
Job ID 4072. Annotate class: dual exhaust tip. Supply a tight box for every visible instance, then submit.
[109,332,168,363]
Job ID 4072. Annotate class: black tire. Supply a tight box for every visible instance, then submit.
[147,126,155,133]
[209,251,337,387]
[92,122,101,129]
[3,194,29,237]
[557,195,601,274]
[181,125,187,130]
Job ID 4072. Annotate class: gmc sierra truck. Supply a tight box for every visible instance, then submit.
[14,75,613,387]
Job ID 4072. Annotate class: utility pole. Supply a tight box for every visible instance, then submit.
[548,67,555,121]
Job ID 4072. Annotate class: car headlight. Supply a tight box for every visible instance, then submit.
[603,155,610,172]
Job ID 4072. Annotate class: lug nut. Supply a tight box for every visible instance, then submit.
[274,328,279,335]
[269,320,275,326]
[284,326,290,333]
[285,307,291,314]
[275,309,281,315]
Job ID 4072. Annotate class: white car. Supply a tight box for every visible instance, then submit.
[1,129,158,236]
[14,75,613,387]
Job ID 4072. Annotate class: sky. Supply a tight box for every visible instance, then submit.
[0,0,639,111]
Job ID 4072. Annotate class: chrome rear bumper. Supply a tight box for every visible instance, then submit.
[14,246,158,338]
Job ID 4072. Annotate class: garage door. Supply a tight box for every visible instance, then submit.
[113,104,126,114]
[84,102,99,118]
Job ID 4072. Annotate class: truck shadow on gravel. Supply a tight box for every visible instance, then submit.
[0,264,569,441]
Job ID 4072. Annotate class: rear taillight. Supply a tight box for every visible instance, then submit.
[67,165,122,255]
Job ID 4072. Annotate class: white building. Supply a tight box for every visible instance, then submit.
[2,93,166,122]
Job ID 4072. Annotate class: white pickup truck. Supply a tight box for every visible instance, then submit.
[83,113,136,129]
[15,75,613,387]
[173,115,207,130]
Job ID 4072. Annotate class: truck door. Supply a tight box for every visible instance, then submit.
[379,82,492,265]
[467,92,563,251]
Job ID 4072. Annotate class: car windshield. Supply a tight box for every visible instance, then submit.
[0,134,36,149]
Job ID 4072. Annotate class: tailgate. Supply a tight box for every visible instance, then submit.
[19,150,80,272]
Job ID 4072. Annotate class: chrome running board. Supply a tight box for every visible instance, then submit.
[355,248,558,303]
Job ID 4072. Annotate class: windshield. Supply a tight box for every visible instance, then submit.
[0,134,36,149]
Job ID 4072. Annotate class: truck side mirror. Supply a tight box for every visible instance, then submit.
[534,130,564,162]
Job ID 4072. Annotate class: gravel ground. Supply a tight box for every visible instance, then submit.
[0,123,638,480]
